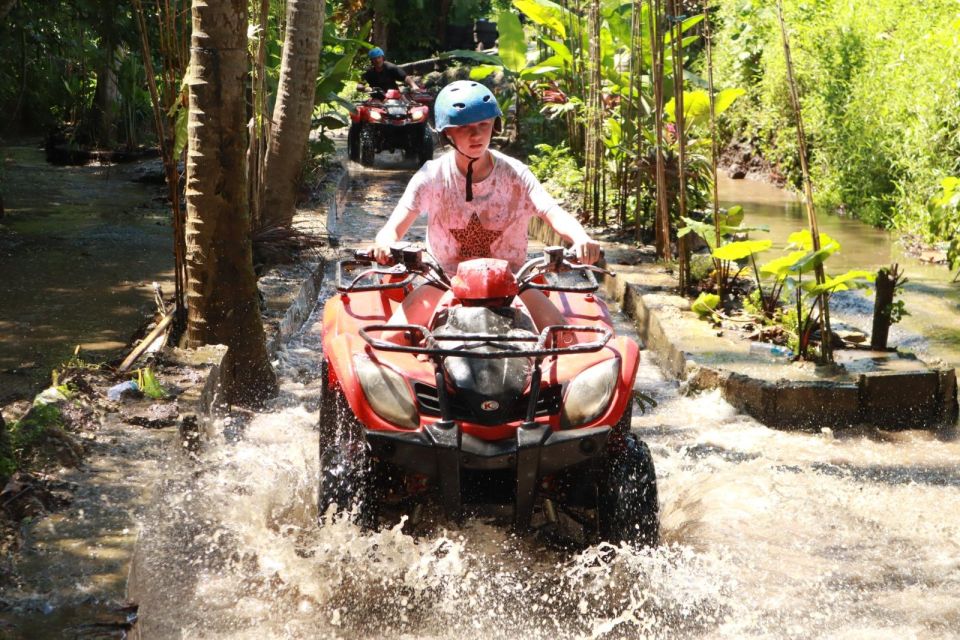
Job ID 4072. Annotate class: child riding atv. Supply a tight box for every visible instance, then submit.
[373,80,601,329]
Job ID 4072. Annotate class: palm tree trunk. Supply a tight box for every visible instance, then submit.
[185,0,277,403]
[261,0,326,230]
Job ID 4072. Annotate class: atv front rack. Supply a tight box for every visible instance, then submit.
[358,323,611,359]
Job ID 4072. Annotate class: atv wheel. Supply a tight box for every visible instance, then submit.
[318,362,379,528]
[597,432,659,546]
[347,123,360,162]
[359,127,376,166]
[417,128,434,166]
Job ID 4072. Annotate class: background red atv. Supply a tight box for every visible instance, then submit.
[318,245,659,547]
[348,88,435,167]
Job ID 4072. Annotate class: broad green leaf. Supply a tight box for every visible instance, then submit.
[692,292,721,319]
[722,205,744,227]
[714,88,746,117]
[497,11,527,73]
[787,242,840,274]
[803,270,876,295]
[541,38,573,65]
[786,229,840,253]
[440,49,502,65]
[519,64,560,81]
[712,239,773,262]
[513,0,567,38]
[470,64,500,80]
[666,88,745,129]
[173,104,188,158]
[760,250,809,278]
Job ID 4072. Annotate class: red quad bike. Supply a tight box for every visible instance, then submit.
[318,245,659,546]
[348,88,435,167]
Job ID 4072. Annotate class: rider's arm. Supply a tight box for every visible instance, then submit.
[542,206,601,265]
[374,169,428,263]
[520,164,601,264]
[404,75,420,91]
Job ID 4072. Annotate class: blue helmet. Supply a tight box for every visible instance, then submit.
[434,81,503,133]
[368,47,384,59]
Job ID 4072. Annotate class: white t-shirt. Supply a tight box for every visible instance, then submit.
[393,149,561,273]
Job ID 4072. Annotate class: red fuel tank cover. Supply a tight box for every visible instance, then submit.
[451,258,520,300]
[384,89,402,100]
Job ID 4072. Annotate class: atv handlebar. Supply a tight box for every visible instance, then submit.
[340,244,611,294]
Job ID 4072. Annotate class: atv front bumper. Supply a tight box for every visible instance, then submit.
[366,422,612,530]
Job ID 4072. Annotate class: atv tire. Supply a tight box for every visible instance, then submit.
[347,123,360,162]
[417,127,434,166]
[597,432,659,546]
[359,127,376,167]
[318,361,378,528]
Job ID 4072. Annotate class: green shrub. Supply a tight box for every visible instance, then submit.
[708,1,960,240]
[527,143,584,205]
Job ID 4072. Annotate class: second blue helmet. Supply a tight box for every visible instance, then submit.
[368,47,385,59]
[434,81,503,132]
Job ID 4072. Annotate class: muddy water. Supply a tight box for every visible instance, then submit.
[131,155,960,638]
[0,144,174,400]
[718,175,960,369]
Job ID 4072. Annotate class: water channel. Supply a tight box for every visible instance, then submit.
[125,154,960,638]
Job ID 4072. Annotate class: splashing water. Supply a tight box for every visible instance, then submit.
[129,170,960,639]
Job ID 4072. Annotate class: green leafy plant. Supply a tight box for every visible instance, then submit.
[136,367,168,400]
[692,292,721,320]
[928,177,960,271]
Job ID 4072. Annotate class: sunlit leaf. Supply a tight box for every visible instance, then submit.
[513,0,567,38]
[760,250,809,278]
[803,270,876,295]
[786,229,840,252]
[692,292,721,318]
[497,10,527,74]
[541,38,573,65]
[788,243,840,274]
[173,104,188,158]
[712,239,773,261]
[470,64,500,80]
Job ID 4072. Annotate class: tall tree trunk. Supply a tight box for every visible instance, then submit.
[90,0,121,147]
[185,0,277,403]
[261,0,326,230]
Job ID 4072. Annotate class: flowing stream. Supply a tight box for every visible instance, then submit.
[129,157,960,639]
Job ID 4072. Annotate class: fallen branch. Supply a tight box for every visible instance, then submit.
[118,312,174,373]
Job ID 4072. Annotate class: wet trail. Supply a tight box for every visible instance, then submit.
[132,154,960,639]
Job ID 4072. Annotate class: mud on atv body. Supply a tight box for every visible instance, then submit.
[318,246,658,547]
[348,88,434,167]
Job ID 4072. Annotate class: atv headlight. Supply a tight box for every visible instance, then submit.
[560,358,620,429]
[354,355,419,429]
[411,109,425,121]
[369,109,383,121]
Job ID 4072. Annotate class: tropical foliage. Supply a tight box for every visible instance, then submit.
[709,0,960,243]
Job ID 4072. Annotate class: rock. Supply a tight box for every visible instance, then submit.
[121,402,179,429]
[730,169,747,179]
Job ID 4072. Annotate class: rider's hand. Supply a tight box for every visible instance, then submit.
[571,237,601,265]
[373,242,392,265]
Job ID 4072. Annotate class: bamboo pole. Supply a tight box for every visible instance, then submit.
[775,0,833,362]
[633,0,646,242]
[133,0,186,326]
[649,0,671,260]
[669,0,689,290]
[703,0,724,299]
